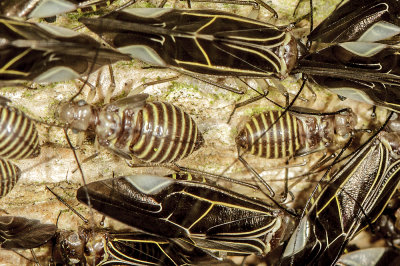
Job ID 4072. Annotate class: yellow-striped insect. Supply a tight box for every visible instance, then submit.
[59,93,204,163]
[236,109,357,159]
[0,97,40,199]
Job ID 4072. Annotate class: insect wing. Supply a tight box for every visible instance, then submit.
[0,16,130,86]
[106,233,210,265]
[80,8,294,78]
[297,42,400,111]
[309,0,400,43]
[336,247,400,266]
[0,0,76,18]
[0,216,56,249]
[0,0,119,18]
[281,134,400,265]
[108,93,149,110]
[77,175,284,255]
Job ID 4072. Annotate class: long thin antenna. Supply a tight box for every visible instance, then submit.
[30,249,41,266]
[63,129,96,266]
[46,186,88,224]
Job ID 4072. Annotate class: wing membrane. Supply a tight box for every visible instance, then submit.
[296,43,400,111]
[77,175,285,255]
[81,8,292,77]
[0,16,130,87]
[309,0,400,43]
[0,216,56,249]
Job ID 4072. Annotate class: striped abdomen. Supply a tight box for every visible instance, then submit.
[236,111,302,158]
[129,102,203,163]
[0,106,40,159]
[0,158,20,198]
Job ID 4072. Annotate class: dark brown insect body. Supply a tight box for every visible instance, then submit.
[77,174,289,257]
[53,227,212,265]
[59,94,203,163]
[236,109,356,158]
[53,228,106,265]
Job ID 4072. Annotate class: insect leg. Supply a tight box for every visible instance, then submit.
[104,64,116,104]
[227,93,267,124]
[280,160,293,203]
[46,186,89,224]
[182,71,244,94]
[30,249,40,266]
[269,78,310,105]
[227,78,295,123]
[130,75,180,95]
[237,146,275,197]
[71,152,100,174]
[183,0,278,18]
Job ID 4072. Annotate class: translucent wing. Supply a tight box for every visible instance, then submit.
[0,0,117,18]
[309,0,400,43]
[0,216,56,249]
[0,16,130,87]
[297,43,400,111]
[77,175,286,255]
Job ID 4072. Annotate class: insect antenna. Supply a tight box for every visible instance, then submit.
[130,75,181,95]
[70,0,137,31]
[293,0,315,38]
[110,0,137,12]
[46,186,88,225]
[69,43,102,102]
[181,71,244,94]
[309,0,314,33]
[48,211,64,266]
[139,66,245,94]
[226,77,287,123]
[231,75,321,117]
[227,92,268,124]
[30,249,41,266]
[11,251,36,265]
[128,161,259,190]
[63,129,94,222]
[62,129,99,266]
[71,152,100,174]
[177,0,278,18]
